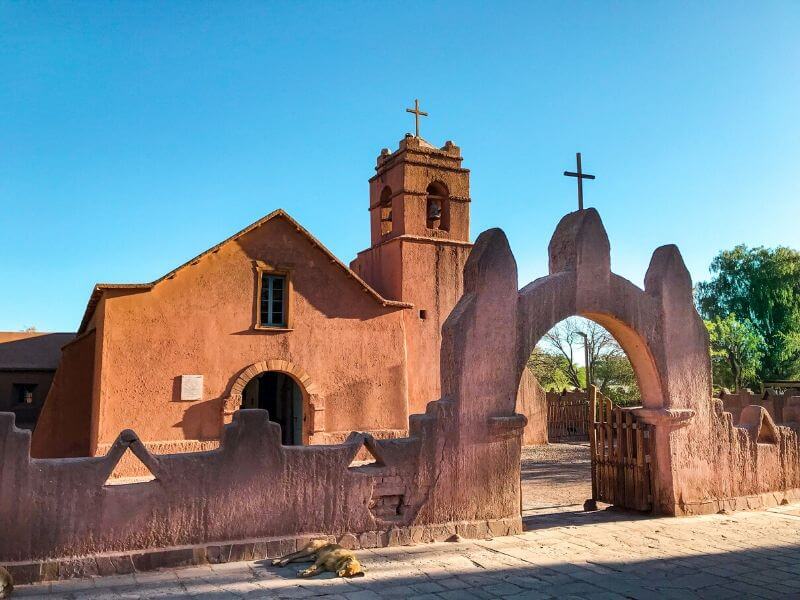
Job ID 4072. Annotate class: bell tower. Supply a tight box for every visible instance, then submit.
[351,134,473,415]
[366,134,470,250]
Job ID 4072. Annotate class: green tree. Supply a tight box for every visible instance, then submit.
[526,348,573,391]
[705,314,764,391]
[696,245,800,381]
[592,354,640,406]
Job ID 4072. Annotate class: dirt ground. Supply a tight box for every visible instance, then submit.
[521,441,593,516]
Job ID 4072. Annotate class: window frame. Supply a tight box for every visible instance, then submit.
[254,263,294,331]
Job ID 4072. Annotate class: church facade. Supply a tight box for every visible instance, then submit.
[34,134,544,463]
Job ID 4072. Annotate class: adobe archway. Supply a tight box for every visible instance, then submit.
[221,360,325,443]
[437,209,710,517]
[517,211,714,513]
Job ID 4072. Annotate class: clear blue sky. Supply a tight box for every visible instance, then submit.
[2,2,799,332]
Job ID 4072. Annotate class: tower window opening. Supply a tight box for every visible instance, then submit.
[426,182,450,231]
[379,186,393,236]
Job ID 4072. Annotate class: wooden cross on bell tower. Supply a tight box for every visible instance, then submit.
[405,99,428,138]
[563,152,596,211]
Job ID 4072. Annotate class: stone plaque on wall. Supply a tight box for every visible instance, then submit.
[180,375,203,401]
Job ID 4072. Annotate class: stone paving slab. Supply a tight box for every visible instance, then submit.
[14,504,800,599]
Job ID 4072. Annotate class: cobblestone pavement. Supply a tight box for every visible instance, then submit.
[16,505,800,599]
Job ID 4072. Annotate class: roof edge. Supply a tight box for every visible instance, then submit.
[77,209,411,333]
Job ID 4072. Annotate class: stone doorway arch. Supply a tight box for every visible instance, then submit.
[222,360,325,444]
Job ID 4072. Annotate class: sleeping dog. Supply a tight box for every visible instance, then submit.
[0,566,13,598]
[272,538,365,578]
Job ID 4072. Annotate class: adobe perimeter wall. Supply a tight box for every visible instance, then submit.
[718,389,800,426]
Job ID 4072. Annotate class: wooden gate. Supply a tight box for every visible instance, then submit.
[547,392,589,441]
[589,386,654,512]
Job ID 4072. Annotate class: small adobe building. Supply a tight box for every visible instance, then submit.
[0,331,74,430]
[33,135,542,461]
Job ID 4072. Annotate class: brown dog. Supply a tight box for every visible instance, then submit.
[271,539,365,578]
[0,566,13,599]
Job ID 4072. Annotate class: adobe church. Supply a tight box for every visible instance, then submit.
[33,131,545,462]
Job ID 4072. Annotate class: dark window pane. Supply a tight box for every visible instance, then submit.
[259,274,287,327]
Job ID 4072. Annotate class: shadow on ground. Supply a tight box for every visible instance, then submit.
[522,505,653,531]
[18,541,800,599]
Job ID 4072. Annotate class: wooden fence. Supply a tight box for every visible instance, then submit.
[547,391,589,441]
[589,386,653,512]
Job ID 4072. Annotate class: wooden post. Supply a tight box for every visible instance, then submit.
[615,406,624,504]
[589,384,598,502]
[635,424,646,510]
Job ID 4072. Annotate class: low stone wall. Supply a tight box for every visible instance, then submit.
[717,389,800,426]
[0,401,525,576]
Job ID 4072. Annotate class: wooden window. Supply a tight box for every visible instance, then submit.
[253,262,293,330]
[260,274,288,328]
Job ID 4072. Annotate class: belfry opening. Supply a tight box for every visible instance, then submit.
[242,371,304,445]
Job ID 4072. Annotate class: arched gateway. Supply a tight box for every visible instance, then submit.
[513,209,704,513]
[433,208,797,518]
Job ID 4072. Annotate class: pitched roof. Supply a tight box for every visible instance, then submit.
[77,209,411,333]
[0,332,75,370]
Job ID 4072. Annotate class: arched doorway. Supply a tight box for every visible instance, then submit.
[241,371,304,445]
[223,360,325,442]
